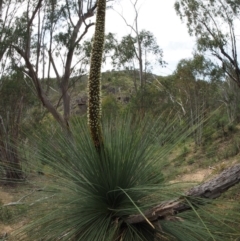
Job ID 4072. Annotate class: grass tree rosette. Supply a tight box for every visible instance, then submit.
[12,0,240,238]
[15,115,240,241]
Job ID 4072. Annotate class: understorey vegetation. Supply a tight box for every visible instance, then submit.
[0,0,240,240]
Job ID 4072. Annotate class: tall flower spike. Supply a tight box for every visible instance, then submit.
[87,0,106,150]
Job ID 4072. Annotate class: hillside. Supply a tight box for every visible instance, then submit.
[1,70,240,240]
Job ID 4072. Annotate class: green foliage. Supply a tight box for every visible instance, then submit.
[172,145,190,167]
[17,115,165,240]
[102,95,121,118]
[0,202,12,223]
[83,30,165,90]
[222,136,240,159]
[175,0,240,85]
[0,71,37,137]
[15,114,240,240]
[0,72,37,181]
[181,145,189,156]
[0,72,36,113]
[0,201,28,224]
[115,30,165,92]
[205,144,217,159]
[128,83,175,118]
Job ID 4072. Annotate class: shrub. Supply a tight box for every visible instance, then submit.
[16,115,240,241]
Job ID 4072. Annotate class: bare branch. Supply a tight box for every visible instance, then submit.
[12,44,68,129]
[74,22,95,46]
[26,0,44,58]
[66,0,75,28]
[48,50,61,83]
[4,190,35,206]
[30,194,55,206]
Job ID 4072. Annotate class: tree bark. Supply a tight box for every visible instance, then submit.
[61,4,96,126]
[0,0,7,62]
[126,164,240,224]
[0,0,2,21]
[12,45,68,129]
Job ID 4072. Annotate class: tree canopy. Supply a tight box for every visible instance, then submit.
[175,0,240,87]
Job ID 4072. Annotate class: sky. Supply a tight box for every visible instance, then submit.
[1,0,197,78]
[103,0,196,76]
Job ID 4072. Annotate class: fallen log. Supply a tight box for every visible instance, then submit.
[126,164,240,224]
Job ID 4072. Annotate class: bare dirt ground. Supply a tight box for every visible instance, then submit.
[174,158,240,183]
[0,187,13,204]
[177,168,213,182]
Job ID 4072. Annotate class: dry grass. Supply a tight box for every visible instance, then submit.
[0,174,54,240]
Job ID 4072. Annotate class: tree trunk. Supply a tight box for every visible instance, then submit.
[0,0,2,21]
[126,164,240,224]
[9,1,97,130]
[0,0,6,62]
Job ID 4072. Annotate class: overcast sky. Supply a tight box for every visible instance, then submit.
[103,0,196,76]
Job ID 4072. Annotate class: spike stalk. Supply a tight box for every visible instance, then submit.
[87,0,106,150]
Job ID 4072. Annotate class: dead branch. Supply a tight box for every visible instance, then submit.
[126,164,240,224]
[3,190,35,206]
[3,187,46,206]
[29,194,55,206]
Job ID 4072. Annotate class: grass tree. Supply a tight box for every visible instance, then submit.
[15,0,240,240]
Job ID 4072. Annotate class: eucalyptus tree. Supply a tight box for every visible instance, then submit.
[114,30,165,91]
[220,77,240,123]
[83,30,165,93]
[0,0,15,71]
[116,0,165,90]
[175,0,240,87]
[117,0,144,88]
[172,55,221,145]
[0,0,115,129]
[0,0,114,180]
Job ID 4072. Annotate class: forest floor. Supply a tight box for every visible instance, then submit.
[1,158,239,240]
[0,187,25,239]
[0,175,50,240]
